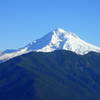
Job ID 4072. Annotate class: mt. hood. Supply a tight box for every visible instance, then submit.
[0,28,100,62]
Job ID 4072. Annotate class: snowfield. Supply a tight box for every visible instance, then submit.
[0,28,100,62]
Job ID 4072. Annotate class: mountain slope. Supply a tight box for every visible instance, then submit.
[0,28,100,62]
[0,50,100,100]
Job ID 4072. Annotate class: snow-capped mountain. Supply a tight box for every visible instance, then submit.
[0,28,100,62]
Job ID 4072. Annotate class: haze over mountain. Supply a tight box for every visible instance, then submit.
[0,28,100,63]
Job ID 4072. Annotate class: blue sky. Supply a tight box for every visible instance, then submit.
[0,0,100,51]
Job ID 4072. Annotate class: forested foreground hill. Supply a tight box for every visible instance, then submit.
[0,50,100,100]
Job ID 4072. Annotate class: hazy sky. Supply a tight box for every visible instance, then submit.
[0,0,100,50]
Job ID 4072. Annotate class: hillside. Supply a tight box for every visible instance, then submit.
[0,50,100,100]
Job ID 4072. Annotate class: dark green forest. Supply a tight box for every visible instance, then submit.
[0,50,100,100]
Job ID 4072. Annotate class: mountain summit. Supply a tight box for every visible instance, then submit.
[0,28,100,62]
[24,28,100,53]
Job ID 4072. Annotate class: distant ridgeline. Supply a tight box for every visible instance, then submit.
[0,50,100,100]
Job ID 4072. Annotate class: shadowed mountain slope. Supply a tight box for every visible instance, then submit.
[0,50,100,100]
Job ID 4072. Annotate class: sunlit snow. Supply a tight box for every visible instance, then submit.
[0,28,100,62]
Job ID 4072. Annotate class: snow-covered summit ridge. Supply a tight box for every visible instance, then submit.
[53,28,78,37]
[35,28,100,53]
[0,28,100,62]
[23,28,79,51]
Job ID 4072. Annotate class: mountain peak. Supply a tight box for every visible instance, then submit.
[0,28,100,63]
[52,28,78,38]
[54,28,66,33]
